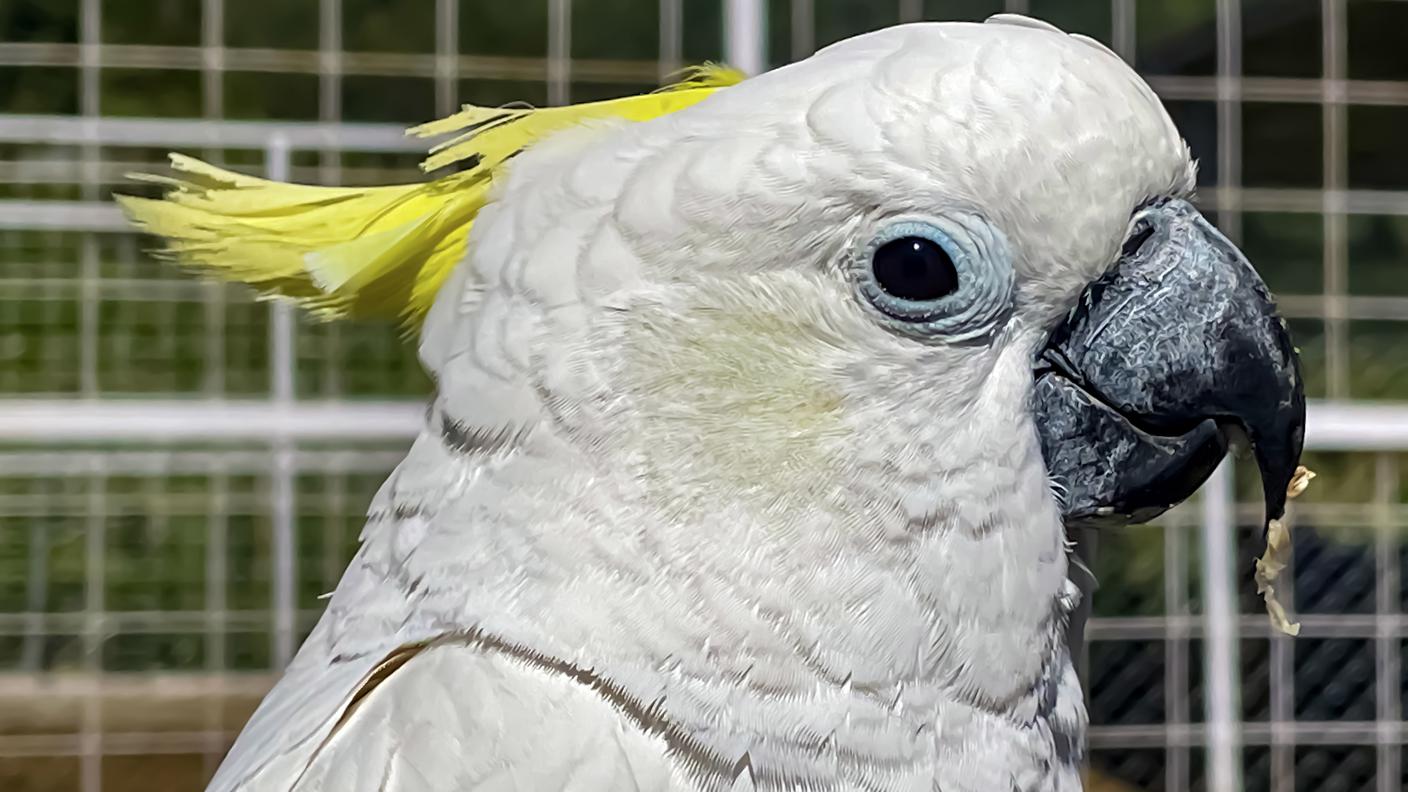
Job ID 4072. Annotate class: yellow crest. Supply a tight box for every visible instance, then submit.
[118,64,745,333]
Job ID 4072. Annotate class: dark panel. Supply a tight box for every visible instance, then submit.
[1164,101,1219,187]
[1241,212,1323,296]
[1089,747,1167,792]
[1092,524,1167,618]
[102,0,200,46]
[1241,0,1320,78]
[1348,215,1408,295]
[1293,638,1375,721]
[340,74,437,123]
[344,0,435,53]
[1136,0,1217,76]
[1089,640,1167,726]
[0,66,80,115]
[99,69,203,118]
[1189,638,1274,722]
[1293,746,1376,792]
[1347,0,1408,81]
[460,0,548,57]
[224,0,319,50]
[1348,320,1408,400]
[2,0,79,43]
[1293,525,1376,615]
[572,0,657,60]
[815,0,899,49]
[1348,105,1408,190]
[1242,102,1323,188]
[224,71,320,121]
[1029,0,1111,44]
[1287,319,1328,399]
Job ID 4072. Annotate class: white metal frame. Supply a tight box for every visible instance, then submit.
[0,394,1391,448]
[725,0,767,76]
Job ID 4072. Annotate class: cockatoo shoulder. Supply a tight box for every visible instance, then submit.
[285,640,695,792]
[211,636,704,792]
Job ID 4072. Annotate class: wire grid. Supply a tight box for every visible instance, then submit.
[1,1,1407,790]
[1085,452,1408,792]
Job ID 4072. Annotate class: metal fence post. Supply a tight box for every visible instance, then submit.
[1200,460,1242,792]
[725,0,767,76]
[548,0,571,105]
[265,135,298,668]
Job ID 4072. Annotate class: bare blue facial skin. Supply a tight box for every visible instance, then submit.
[1035,198,1305,531]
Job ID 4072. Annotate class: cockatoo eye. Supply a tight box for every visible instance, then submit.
[854,215,1015,341]
[871,236,959,301]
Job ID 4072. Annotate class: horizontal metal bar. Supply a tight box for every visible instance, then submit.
[0,448,402,476]
[0,201,129,232]
[0,278,221,302]
[0,716,1396,758]
[1148,74,1408,107]
[1232,502,1408,526]
[1090,720,1407,749]
[0,400,424,442]
[0,731,243,759]
[0,114,420,151]
[0,42,662,84]
[3,609,1391,642]
[1199,186,1408,216]
[1277,294,1408,322]
[0,609,326,634]
[1088,613,1408,641]
[1304,401,1408,450]
[0,159,422,187]
[19,490,1389,522]
[0,399,1393,448]
[0,671,275,698]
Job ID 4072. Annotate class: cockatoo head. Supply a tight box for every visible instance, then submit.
[436,16,1301,533]
[124,14,1303,546]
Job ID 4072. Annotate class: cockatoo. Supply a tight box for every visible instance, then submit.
[120,14,1304,792]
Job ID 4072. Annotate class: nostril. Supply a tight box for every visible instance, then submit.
[1121,220,1156,259]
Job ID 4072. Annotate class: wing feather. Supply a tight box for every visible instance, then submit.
[277,641,683,792]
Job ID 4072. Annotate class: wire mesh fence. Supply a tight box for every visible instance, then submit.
[1,1,1407,790]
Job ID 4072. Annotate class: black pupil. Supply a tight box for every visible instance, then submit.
[872,237,959,301]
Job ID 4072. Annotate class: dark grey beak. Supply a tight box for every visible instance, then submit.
[1035,198,1306,531]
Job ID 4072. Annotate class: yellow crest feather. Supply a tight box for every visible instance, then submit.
[119,64,745,332]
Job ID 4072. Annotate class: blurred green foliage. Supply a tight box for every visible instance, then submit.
[0,469,381,672]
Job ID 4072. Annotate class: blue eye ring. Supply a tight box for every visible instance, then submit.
[852,214,1014,341]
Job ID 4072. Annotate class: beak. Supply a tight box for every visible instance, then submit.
[1034,198,1306,530]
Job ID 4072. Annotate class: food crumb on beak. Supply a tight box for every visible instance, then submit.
[1255,465,1316,637]
[1286,465,1316,500]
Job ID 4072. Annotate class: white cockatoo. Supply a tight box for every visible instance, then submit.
[121,14,1305,792]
